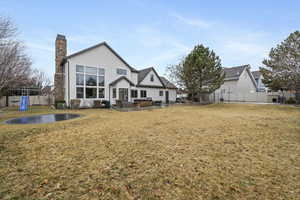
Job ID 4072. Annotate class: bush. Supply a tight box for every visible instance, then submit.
[286,97,296,104]
[70,99,81,109]
[93,100,102,108]
[102,100,110,108]
[55,100,66,109]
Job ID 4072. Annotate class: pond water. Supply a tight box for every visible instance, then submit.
[5,113,81,124]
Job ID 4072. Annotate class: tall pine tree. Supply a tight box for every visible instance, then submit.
[167,44,224,101]
[261,30,300,103]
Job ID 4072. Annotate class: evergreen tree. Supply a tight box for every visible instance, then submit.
[167,44,224,101]
[261,31,300,103]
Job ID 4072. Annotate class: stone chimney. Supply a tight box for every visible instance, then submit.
[54,34,67,102]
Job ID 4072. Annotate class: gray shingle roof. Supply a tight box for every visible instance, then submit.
[160,76,177,89]
[109,76,135,86]
[252,71,261,79]
[223,65,249,80]
[137,67,152,84]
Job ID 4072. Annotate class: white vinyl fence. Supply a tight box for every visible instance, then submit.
[0,95,54,107]
[210,91,295,103]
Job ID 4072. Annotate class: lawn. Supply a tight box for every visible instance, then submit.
[0,104,299,199]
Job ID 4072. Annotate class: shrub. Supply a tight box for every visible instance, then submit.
[93,100,102,108]
[102,100,111,108]
[55,100,66,109]
[70,99,81,109]
[286,97,296,104]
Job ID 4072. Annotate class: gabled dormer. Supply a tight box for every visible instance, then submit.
[137,67,165,88]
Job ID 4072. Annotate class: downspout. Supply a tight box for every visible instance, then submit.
[109,85,111,108]
[68,61,70,107]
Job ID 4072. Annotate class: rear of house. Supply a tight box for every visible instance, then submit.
[54,34,177,107]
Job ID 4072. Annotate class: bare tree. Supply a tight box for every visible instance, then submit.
[30,68,51,91]
[0,16,31,96]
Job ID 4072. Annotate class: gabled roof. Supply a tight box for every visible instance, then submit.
[65,42,138,72]
[223,65,249,80]
[252,71,261,79]
[109,76,135,86]
[160,76,177,89]
[137,67,152,84]
[223,65,250,80]
[137,67,165,87]
[223,64,257,88]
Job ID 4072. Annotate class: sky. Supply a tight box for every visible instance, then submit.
[0,0,299,82]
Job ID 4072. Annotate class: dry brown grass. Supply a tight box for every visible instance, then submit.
[0,104,299,200]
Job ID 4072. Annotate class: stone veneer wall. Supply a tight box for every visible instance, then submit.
[54,34,66,101]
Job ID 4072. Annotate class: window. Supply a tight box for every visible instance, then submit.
[86,66,97,74]
[140,90,147,98]
[150,74,154,82]
[98,76,105,86]
[113,88,116,98]
[117,68,127,75]
[131,90,138,98]
[98,68,105,75]
[159,90,163,96]
[98,68,105,86]
[75,65,105,99]
[86,88,97,98]
[98,88,105,98]
[76,65,84,73]
[76,87,84,98]
[86,75,97,86]
[76,74,84,86]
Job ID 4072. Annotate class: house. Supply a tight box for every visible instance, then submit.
[176,89,188,99]
[252,71,266,92]
[213,65,258,102]
[54,34,177,107]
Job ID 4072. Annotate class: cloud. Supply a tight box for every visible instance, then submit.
[171,13,211,29]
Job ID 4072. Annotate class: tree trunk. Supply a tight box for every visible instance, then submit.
[6,95,8,107]
[296,90,300,105]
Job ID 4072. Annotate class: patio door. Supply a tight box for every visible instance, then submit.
[119,88,128,101]
[165,91,169,104]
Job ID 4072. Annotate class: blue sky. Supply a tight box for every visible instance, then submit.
[1,0,299,82]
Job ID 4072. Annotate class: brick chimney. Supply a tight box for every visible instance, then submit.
[54,34,66,102]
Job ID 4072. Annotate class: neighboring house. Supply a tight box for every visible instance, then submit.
[176,89,188,99]
[252,71,266,92]
[54,34,177,107]
[213,65,258,102]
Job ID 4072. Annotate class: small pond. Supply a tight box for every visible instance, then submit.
[5,113,81,124]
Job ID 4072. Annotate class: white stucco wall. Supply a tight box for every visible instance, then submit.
[215,80,238,101]
[131,72,138,85]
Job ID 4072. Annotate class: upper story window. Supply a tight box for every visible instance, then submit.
[117,68,127,75]
[76,65,105,99]
[76,65,84,73]
[86,66,97,75]
[150,74,154,82]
